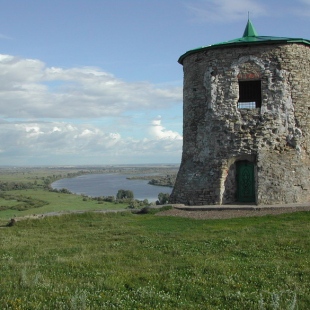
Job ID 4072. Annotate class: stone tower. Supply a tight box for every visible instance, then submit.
[170,20,310,205]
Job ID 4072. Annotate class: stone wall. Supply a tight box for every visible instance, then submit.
[170,43,310,205]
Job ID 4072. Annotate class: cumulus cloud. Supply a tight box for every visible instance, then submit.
[186,0,266,22]
[7,122,118,154]
[0,53,183,165]
[0,54,182,119]
[149,117,182,140]
[0,118,182,164]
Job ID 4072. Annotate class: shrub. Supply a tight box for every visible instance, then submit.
[136,205,173,215]
[116,189,134,199]
[156,192,170,205]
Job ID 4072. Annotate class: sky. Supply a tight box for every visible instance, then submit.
[0,0,309,166]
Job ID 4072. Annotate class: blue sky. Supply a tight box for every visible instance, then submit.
[0,0,309,166]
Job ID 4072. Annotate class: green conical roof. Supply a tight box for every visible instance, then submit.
[242,19,258,37]
[178,20,310,64]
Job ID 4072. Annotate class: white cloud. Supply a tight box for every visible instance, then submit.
[51,126,61,133]
[0,118,182,165]
[0,53,183,165]
[24,125,44,137]
[149,117,182,140]
[0,54,182,119]
[186,0,266,22]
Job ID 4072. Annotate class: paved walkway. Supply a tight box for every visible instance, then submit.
[171,202,310,211]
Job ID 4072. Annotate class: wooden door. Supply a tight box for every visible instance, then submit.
[237,161,255,203]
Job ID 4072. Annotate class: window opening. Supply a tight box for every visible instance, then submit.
[238,80,261,109]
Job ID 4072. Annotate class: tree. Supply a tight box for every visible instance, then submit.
[116,189,134,200]
[157,192,170,205]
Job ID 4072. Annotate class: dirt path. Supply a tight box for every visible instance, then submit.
[157,206,310,220]
[0,209,130,227]
[2,205,310,227]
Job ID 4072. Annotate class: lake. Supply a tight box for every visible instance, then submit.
[51,173,173,202]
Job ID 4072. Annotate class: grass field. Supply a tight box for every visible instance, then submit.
[0,189,128,223]
[0,167,136,223]
[0,210,309,309]
[0,167,309,309]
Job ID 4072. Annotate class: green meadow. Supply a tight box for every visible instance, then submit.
[0,188,128,222]
[1,211,309,309]
[0,167,309,309]
[0,167,130,222]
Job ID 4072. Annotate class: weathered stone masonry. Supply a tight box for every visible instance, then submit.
[170,23,310,205]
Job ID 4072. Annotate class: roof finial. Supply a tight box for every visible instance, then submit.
[243,17,258,37]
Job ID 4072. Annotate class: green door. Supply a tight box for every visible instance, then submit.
[237,161,255,203]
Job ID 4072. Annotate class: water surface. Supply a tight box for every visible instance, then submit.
[52,173,172,202]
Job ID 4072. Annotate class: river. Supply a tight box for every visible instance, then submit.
[51,173,172,202]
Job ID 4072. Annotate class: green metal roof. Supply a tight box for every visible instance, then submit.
[242,19,258,37]
[178,20,310,64]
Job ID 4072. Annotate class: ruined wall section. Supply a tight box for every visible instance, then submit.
[170,43,310,205]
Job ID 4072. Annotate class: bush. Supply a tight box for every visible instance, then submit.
[0,193,48,211]
[0,181,34,191]
[156,192,170,205]
[116,189,134,199]
[136,205,173,215]
[50,188,72,194]
[127,199,149,209]
[104,196,115,203]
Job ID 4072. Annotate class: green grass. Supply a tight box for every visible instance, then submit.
[0,167,77,185]
[0,211,309,309]
[0,189,128,222]
[0,168,309,308]
[0,167,148,223]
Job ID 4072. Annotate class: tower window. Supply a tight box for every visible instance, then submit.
[238,80,261,109]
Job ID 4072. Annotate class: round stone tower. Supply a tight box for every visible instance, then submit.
[170,20,310,205]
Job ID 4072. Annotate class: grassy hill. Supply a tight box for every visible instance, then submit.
[0,166,149,222]
[1,211,309,309]
[0,188,128,222]
[0,167,309,309]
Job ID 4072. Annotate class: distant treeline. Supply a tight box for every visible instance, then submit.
[148,175,176,187]
[127,174,177,187]
[0,181,35,191]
